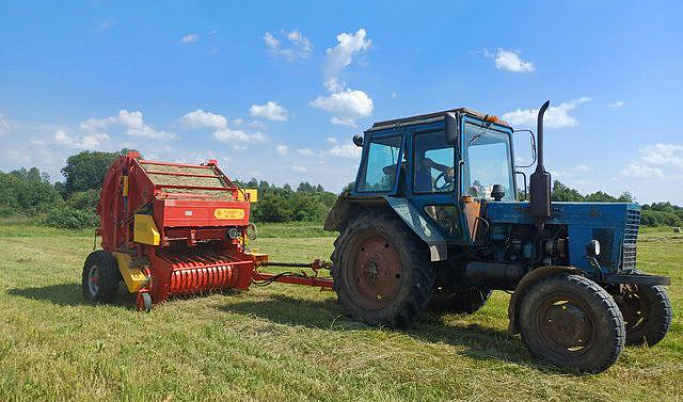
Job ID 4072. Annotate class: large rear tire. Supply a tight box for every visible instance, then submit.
[331,210,435,327]
[519,274,625,373]
[82,250,120,303]
[613,284,672,346]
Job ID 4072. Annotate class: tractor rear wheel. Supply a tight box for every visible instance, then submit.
[519,274,625,373]
[331,210,435,327]
[430,286,492,314]
[613,284,672,346]
[82,250,120,303]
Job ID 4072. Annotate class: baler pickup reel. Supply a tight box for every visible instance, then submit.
[82,152,332,311]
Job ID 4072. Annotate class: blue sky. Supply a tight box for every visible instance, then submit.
[1,1,682,204]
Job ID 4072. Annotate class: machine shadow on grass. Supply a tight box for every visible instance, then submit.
[220,293,551,371]
[7,283,136,308]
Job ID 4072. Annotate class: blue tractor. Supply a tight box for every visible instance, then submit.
[325,101,672,373]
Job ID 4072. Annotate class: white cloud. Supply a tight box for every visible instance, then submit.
[484,48,534,72]
[329,144,362,159]
[249,101,288,121]
[618,143,683,180]
[180,33,199,44]
[618,162,665,179]
[298,148,314,156]
[248,120,267,129]
[639,143,683,169]
[233,118,244,126]
[80,110,176,140]
[263,29,313,61]
[275,145,288,155]
[291,164,307,172]
[179,109,227,130]
[502,97,591,129]
[310,89,373,127]
[54,129,110,149]
[0,114,9,136]
[324,29,371,92]
[213,128,266,144]
[575,164,592,172]
[608,101,625,108]
[97,19,114,33]
[327,137,339,145]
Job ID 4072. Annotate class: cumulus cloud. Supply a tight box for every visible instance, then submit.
[619,143,683,179]
[323,29,371,92]
[0,114,9,136]
[298,148,314,156]
[502,97,591,129]
[179,109,227,129]
[249,101,287,121]
[263,29,313,61]
[329,144,362,158]
[275,145,288,155]
[311,89,373,127]
[291,164,307,172]
[309,29,374,127]
[609,101,625,108]
[484,48,535,72]
[180,33,199,44]
[81,110,176,140]
[54,129,110,149]
[213,128,266,144]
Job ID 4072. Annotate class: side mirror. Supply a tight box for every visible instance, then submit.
[513,129,537,168]
[445,112,459,145]
[353,134,364,147]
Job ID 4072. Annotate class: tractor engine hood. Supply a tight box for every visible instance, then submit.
[484,201,641,273]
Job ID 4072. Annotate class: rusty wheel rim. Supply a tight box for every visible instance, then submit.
[536,295,597,355]
[346,234,402,310]
[618,285,649,333]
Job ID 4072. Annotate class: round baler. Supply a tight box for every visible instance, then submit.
[83,152,265,310]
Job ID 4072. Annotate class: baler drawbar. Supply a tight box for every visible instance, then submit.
[82,152,331,311]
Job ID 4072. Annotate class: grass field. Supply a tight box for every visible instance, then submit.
[0,225,681,401]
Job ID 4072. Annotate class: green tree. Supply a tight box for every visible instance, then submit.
[61,149,140,196]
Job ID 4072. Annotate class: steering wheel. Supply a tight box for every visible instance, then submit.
[434,171,454,191]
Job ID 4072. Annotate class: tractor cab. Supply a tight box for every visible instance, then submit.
[349,109,517,242]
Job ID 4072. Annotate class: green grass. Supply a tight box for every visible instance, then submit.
[0,230,681,401]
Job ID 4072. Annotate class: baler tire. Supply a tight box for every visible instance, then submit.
[331,210,435,328]
[82,250,120,303]
[617,285,672,347]
[519,274,625,373]
[430,287,492,314]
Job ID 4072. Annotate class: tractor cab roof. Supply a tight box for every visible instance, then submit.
[367,108,511,132]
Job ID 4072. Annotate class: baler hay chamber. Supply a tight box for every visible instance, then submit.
[83,152,258,310]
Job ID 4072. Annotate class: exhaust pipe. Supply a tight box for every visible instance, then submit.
[529,101,551,227]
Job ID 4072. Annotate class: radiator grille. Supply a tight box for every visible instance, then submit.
[621,209,640,270]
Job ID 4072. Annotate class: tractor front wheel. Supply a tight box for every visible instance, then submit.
[331,210,435,327]
[613,284,672,346]
[519,274,625,373]
[82,250,120,303]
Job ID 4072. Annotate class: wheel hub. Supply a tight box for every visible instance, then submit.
[539,299,595,353]
[88,265,100,295]
[349,235,401,310]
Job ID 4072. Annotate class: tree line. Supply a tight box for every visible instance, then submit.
[0,150,337,229]
[1,150,681,229]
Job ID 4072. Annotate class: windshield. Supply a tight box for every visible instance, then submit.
[461,122,515,201]
[357,135,403,192]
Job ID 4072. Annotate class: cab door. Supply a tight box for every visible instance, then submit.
[407,126,462,240]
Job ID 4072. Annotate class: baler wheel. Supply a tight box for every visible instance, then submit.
[519,274,625,373]
[137,292,153,313]
[614,284,672,347]
[82,250,120,303]
[331,210,435,327]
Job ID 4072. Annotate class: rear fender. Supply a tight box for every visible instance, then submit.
[507,265,583,336]
[324,194,447,262]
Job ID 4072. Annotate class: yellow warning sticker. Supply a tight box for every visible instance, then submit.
[214,208,245,220]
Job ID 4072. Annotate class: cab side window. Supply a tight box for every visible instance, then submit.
[413,131,456,193]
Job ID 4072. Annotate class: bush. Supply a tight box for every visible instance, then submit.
[66,189,100,210]
[43,205,99,229]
